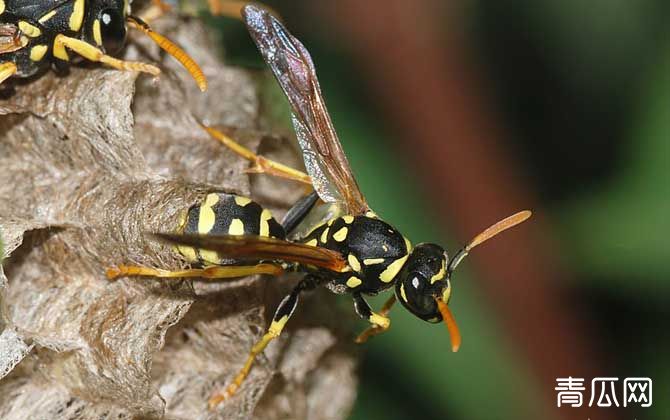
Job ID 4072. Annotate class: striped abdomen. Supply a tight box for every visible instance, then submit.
[176,192,284,266]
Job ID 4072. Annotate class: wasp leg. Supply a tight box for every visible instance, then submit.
[207,0,240,18]
[138,0,172,23]
[208,275,317,409]
[281,191,319,234]
[352,293,392,344]
[53,35,161,76]
[202,124,312,185]
[207,1,282,20]
[0,62,17,85]
[355,295,396,343]
[106,263,284,280]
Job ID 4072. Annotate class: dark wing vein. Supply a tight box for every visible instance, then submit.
[152,233,347,272]
[242,5,369,215]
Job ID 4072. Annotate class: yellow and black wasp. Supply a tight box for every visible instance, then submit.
[108,5,532,410]
[0,0,207,90]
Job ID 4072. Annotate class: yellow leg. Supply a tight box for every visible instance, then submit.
[208,323,280,409]
[355,295,396,344]
[208,0,239,18]
[202,124,312,185]
[209,277,310,409]
[53,34,160,76]
[106,263,284,280]
[207,1,281,21]
[138,0,173,23]
[0,62,17,85]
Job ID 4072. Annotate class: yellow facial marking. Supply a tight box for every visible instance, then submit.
[30,45,48,62]
[346,276,362,288]
[333,227,348,242]
[348,254,361,272]
[305,238,318,247]
[342,215,354,224]
[320,227,330,243]
[259,209,272,237]
[382,244,389,252]
[365,211,378,219]
[235,196,252,206]
[404,237,413,253]
[19,21,41,38]
[69,0,85,31]
[442,284,452,303]
[370,313,390,329]
[0,0,4,14]
[363,258,385,265]
[228,218,245,236]
[93,19,102,46]
[38,10,58,23]
[379,254,409,283]
[399,283,408,302]
[430,258,446,284]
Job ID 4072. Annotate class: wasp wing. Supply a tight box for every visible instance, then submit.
[242,5,369,215]
[152,233,347,272]
[0,24,22,54]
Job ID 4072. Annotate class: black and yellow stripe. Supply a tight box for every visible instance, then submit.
[177,193,284,266]
[0,0,205,89]
[299,214,412,294]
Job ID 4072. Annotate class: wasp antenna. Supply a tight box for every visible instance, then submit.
[435,297,461,352]
[467,210,531,251]
[447,210,531,273]
[210,1,283,22]
[126,15,207,92]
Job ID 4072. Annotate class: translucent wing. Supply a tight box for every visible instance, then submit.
[0,24,22,54]
[152,233,347,272]
[242,5,370,215]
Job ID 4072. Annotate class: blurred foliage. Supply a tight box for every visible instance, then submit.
[559,44,670,289]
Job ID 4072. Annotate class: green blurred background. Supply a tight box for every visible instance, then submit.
[204,1,669,419]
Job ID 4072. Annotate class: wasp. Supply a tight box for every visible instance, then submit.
[107,5,532,410]
[0,0,207,90]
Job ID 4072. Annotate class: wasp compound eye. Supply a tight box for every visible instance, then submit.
[99,8,126,54]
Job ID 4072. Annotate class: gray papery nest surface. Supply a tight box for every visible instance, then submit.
[0,17,357,420]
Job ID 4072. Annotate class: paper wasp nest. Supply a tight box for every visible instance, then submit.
[0,18,357,420]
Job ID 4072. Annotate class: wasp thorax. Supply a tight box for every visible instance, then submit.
[395,243,450,322]
[305,215,412,294]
